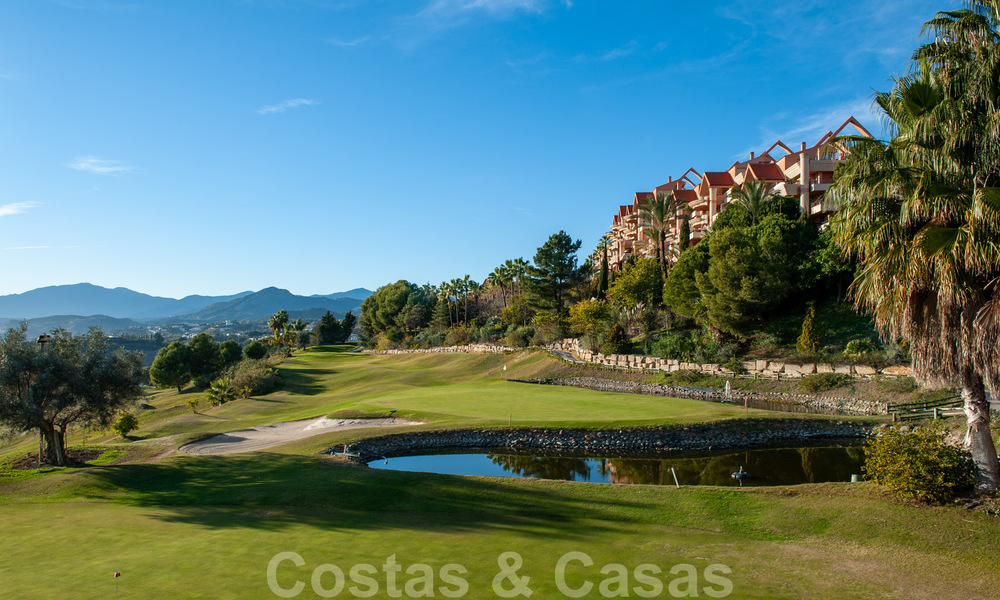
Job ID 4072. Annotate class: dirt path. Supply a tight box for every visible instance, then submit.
[178,417,420,455]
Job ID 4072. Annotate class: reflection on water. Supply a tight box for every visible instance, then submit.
[368,445,866,486]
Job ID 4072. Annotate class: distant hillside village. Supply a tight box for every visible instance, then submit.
[606,117,872,270]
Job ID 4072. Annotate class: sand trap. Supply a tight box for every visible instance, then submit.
[178,417,420,455]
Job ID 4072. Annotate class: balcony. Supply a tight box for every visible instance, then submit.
[773,182,800,197]
[811,182,832,193]
[811,198,839,215]
[808,159,839,173]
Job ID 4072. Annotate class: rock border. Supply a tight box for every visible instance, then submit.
[365,338,910,380]
[517,377,887,416]
[340,419,876,462]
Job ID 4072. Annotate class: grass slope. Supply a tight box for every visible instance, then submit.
[1,347,995,599]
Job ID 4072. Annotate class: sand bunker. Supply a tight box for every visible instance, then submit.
[178,417,419,455]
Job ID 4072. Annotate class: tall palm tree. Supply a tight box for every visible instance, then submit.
[638,192,685,281]
[449,277,465,325]
[488,265,511,308]
[829,5,1000,490]
[460,274,473,324]
[728,179,778,226]
[440,281,455,327]
[507,258,529,294]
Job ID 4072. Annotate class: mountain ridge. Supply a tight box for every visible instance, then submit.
[0,283,372,322]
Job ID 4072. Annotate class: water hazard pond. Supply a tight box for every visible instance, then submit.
[367,444,866,487]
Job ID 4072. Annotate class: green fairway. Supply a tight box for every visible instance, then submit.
[1,347,994,599]
[1,452,998,599]
[112,350,765,445]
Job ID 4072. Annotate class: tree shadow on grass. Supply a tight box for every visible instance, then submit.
[277,368,333,396]
[80,453,657,539]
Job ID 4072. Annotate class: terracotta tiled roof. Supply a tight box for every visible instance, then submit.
[674,189,697,202]
[702,172,735,187]
[745,162,785,182]
[633,192,653,207]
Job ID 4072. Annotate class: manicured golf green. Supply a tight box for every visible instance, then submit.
[1,347,996,599]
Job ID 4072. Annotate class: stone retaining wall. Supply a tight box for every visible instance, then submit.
[367,338,910,380]
[517,377,887,416]
[544,338,910,379]
[371,343,512,355]
[343,419,875,461]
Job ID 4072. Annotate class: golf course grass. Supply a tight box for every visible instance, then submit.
[1,347,998,599]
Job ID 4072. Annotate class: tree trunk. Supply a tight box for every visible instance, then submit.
[40,426,65,466]
[961,375,1000,493]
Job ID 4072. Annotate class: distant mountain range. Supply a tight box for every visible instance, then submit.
[0,283,372,331]
[178,287,367,322]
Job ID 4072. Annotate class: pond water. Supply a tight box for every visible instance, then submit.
[366,445,866,487]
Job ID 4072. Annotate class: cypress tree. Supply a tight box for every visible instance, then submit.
[678,217,690,255]
[796,305,823,354]
[598,244,609,299]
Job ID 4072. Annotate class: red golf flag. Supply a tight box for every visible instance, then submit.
[114,572,121,578]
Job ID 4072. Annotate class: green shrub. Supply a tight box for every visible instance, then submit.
[601,323,632,355]
[221,359,279,397]
[653,330,699,361]
[798,373,851,392]
[244,341,267,360]
[863,424,975,503]
[443,327,472,347]
[192,371,219,390]
[751,333,783,355]
[723,356,747,375]
[844,338,879,360]
[412,330,445,348]
[111,412,139,438]
[531,312,566,346]
[186,397,200,413]
[505,327,532,348]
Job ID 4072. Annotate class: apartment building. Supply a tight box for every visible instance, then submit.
[606,117,873,270]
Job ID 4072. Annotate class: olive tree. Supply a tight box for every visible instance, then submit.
[0,325,143,466]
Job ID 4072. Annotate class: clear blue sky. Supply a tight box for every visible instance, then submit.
[0,0,953,298]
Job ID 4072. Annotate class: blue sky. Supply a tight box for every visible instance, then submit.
[0,0,953,298]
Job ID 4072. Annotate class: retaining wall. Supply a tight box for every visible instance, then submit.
[344,419,876,461]
[544,338,910,379]
[366,339,910,380]
[518,377,887,416]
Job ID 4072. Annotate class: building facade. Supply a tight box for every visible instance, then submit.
[607,117,873,270]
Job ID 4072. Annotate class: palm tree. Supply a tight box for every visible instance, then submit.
[449,277,465,325]
[507,258,529,294]
[438,282,454,327]
[638,192,685,281]
[287,317,309,348]
[728,179,778,226]
[267,310,289,341]
[488,265,511,308]
[460,274,473,324]
[829,6,1000,490]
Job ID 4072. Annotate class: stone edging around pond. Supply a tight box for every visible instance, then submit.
[340,419,876,462]
[516,377,888,416]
